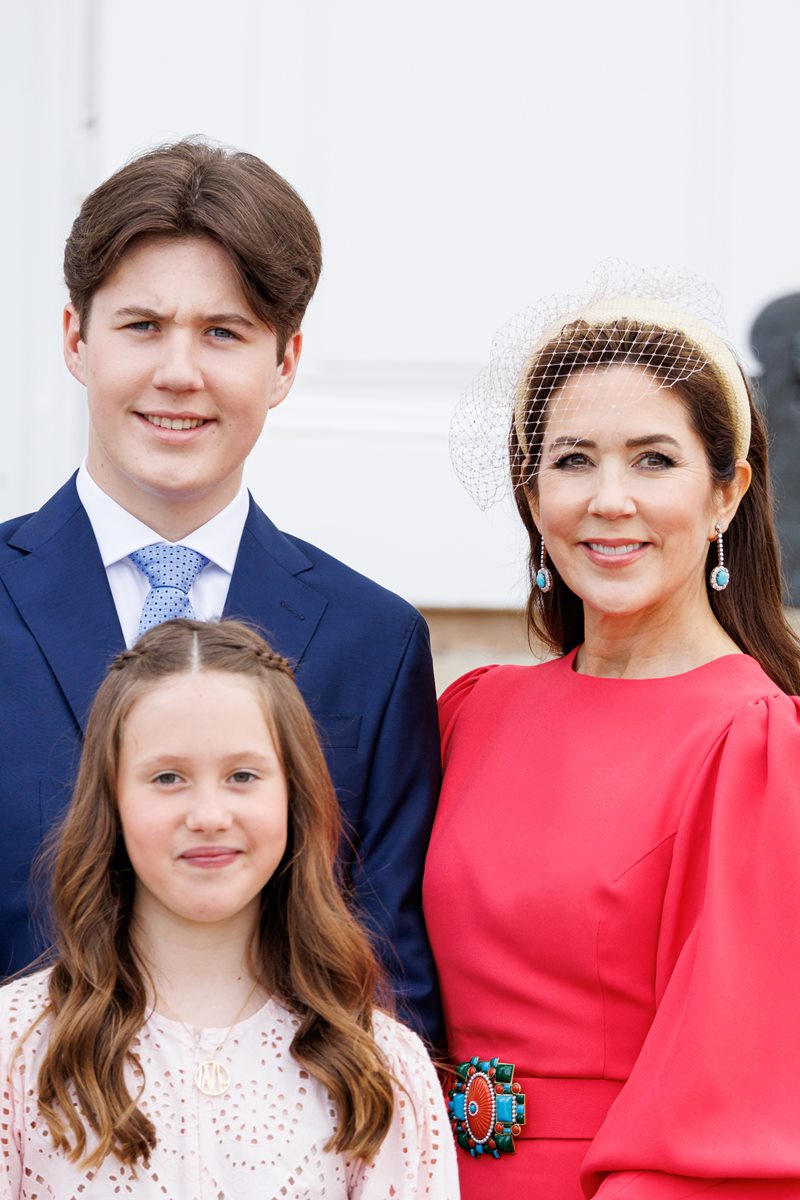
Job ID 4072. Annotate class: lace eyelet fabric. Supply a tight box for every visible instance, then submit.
[1,971,458,1199]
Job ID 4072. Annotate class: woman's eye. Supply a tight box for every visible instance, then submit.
[153,771,181,786]
[637,451,676,469]
[552,452,590,470]
[229,770,258,784]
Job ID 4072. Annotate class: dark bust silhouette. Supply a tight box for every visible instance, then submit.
[750,295,800,605]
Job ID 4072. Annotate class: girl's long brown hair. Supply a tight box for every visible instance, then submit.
[32,619,395,1169]
[510,319,800,695]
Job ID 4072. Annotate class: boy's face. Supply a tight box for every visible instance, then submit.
[64,235,300,537]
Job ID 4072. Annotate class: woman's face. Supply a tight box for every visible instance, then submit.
[116,669,289,937]
[530,364,723,625]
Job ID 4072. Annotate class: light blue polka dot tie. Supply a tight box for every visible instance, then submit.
[129,544,210,637]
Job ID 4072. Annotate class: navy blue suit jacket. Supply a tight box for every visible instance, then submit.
[0,476,442,1043]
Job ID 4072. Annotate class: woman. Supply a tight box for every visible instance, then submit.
[424,278,800,1198]
[1,619,457,1198]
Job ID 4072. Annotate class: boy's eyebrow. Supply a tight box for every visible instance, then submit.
[205,312,259,329]
[112,305,258,329]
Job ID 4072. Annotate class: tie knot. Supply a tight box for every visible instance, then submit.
[129,543,210,594]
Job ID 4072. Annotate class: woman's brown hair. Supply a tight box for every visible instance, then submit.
[64,138,322,357]
[32,619,394,1169]
[510,319,800,695]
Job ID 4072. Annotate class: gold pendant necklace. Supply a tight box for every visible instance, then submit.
[158,979,260,1097]
[195,1056,232,1097]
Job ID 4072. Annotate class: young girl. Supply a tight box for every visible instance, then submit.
[0,619,457,1198]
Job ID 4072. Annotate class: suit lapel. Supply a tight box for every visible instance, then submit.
[1,478,124,732]
[1,487,327,729]
[223,499,327,668]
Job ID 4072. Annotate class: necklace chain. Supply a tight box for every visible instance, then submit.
[157,978,260,1097]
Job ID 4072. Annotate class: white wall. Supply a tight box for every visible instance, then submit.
[3,0,799,607]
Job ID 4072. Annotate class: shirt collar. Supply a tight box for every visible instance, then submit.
[76,463,249,575]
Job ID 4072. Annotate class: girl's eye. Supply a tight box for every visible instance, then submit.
[229,770,258,784]
[637,451,677,469]
[153,771,182,786]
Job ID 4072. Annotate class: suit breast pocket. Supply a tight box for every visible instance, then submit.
[314,713,362,750]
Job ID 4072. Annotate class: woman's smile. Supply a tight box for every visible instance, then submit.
[581,539,650,567]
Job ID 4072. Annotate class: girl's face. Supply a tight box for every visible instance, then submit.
[531,365,727,625]
[117,670,288,935]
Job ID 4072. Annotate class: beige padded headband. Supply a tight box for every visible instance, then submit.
[513,298,751,460]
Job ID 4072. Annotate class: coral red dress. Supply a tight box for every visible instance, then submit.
[423,650,800,1198]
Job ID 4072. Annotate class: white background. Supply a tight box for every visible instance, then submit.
[2,0,798,607]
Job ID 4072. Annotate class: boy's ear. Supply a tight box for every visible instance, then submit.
[63,304,87,385]
[268,331,303,412]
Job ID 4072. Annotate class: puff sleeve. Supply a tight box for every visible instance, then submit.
[438,667,498,768]
[582,694,800,1198]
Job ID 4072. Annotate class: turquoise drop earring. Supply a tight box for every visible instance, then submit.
[536,538,553,593]
[709,523,730,591]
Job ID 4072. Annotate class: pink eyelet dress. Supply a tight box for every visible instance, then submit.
[0,972,459,1199]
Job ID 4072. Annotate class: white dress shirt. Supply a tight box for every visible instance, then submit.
[76,464,249,648]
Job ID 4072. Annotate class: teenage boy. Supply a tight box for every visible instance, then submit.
[0,140,442,1043]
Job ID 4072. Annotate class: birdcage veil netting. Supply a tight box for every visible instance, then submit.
[450,261,748,510]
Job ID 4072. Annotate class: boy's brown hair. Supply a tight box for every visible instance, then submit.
[64,138,322,356]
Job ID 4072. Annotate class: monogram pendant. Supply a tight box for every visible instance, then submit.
[195,1059,231,1096]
